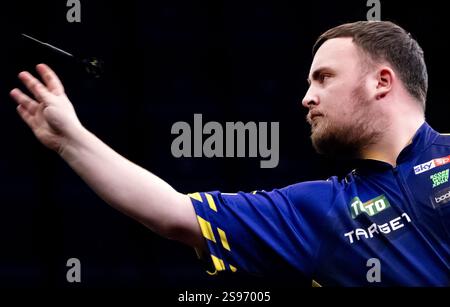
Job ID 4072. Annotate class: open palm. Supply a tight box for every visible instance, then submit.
[10,64,82,153]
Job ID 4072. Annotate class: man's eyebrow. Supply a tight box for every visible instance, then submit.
[307,67,331,84]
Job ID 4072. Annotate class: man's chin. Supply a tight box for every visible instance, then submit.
[311,133,361,159]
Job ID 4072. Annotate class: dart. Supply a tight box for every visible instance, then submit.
[21,33,104,78]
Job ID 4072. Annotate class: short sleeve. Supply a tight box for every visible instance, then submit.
[189,179,337,279]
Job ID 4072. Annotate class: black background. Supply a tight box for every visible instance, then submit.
[0,0,448,291]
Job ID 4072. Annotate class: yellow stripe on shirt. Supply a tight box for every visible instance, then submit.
[196,216,216,243]
[217,227,231,251]
[188,192,203,202]
[211,255,226,271]
[205,193,218,212]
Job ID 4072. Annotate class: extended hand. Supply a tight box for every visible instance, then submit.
[10,64,82,153]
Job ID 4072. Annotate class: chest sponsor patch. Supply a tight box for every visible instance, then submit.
[430,169,449,188]
[414,155,450,175]
[431,186,450,208]
[349,195,391,219]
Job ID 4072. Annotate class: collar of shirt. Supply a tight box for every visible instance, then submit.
[351,122,440,174]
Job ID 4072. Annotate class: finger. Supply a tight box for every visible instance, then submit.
[10,88,40,113]
[36,64,64,95]
[16,105,36,130]
[18,71,50,102]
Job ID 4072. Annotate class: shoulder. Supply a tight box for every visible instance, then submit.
[433,132,450,146]
[280,176,344,207]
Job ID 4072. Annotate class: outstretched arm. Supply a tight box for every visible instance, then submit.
[10,64,205,250]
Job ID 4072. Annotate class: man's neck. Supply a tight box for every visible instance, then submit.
[360,117,425,167]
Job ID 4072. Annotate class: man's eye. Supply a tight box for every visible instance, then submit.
[319,74,330,82]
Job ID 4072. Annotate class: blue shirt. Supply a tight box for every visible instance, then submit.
[189,122,449,286]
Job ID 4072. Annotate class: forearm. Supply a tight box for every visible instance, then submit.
[10,64,204,249]
[59,126,193,240]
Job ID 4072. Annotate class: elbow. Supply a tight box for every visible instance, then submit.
[164,222,189,242]
[163,219,203,249]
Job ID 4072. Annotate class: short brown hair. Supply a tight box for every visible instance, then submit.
[313,21,428,109]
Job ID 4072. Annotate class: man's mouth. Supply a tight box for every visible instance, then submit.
[307,111,324,124]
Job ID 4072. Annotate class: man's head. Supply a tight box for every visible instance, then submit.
[302,21,428,158]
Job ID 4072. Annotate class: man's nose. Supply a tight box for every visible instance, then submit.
[301,88,319,108]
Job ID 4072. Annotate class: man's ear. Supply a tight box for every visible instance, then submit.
[375,67,395,100]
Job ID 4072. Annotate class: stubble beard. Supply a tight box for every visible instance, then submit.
[309,85,386,159]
